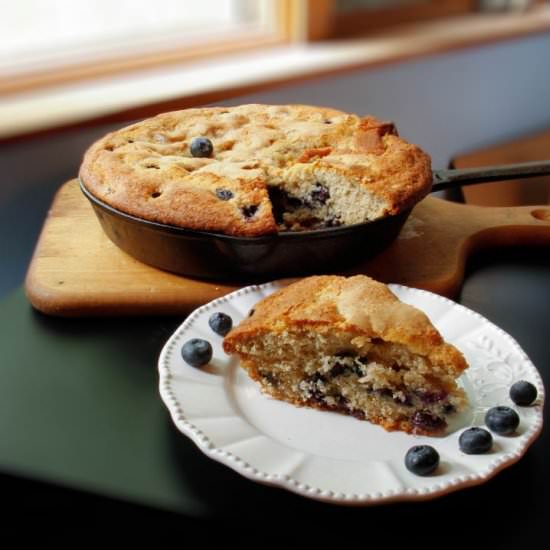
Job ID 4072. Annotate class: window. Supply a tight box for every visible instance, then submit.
[1,0,545,134]
[0,0,288,94]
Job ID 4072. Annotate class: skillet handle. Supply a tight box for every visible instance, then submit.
[431,160,550,192]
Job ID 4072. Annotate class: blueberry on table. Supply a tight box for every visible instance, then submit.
[208,312,233,336]
[485,406,520,435]
[190,137,213,158]
[181,338,213,367]
[510,380,537,406]
[404,445,439,476]
[459,427,493,454]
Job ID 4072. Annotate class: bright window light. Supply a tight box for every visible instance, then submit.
[0,0,273,77]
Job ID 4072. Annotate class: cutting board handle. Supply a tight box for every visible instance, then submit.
[460,202,550,247]
[432,160,550,192]
[360,198,550,297]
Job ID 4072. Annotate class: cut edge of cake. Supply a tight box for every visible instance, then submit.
[223,275,468,435]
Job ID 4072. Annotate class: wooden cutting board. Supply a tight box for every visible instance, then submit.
[25,179,550,316]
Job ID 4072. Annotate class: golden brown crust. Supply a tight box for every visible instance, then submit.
[79,104,432,236]
[223,275,467,376]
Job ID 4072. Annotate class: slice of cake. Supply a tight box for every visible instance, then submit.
[223,275,468,434]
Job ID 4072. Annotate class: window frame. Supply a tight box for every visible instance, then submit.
[303,0,479,40]
[302,0,547,41]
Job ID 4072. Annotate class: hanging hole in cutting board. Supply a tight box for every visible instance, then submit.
[531,209,550,221]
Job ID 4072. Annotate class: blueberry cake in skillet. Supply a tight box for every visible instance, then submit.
[223,275,468,434]
[79,104,432,236]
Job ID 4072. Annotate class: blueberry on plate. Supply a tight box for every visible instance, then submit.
[459,427,493,454]
[485,406,520,435]
[404,445,439,476]
[181,338,213,367]
[510,380,537,406]
[190,137,213,158]
[208,312,233,336]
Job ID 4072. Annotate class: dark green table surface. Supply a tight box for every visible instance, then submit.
[1,248,549,541]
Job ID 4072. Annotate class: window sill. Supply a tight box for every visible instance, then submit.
[2,5,550,141]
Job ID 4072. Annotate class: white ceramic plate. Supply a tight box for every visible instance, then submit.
[158,281,544,505]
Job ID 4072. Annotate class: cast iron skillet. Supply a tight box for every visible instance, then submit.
[80,160,550,280]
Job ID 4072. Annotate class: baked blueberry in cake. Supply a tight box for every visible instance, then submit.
[79,105,432,236]
[223,275,468,434]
